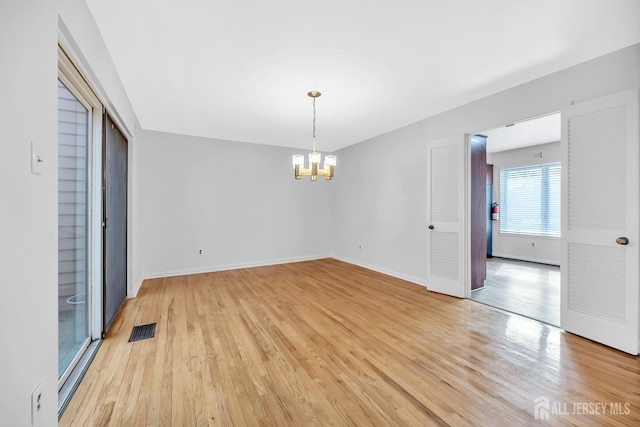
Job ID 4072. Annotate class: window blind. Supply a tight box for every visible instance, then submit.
[499,162,561,237]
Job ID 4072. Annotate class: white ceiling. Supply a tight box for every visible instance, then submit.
[483,113,561,153]
[85,0,640,152]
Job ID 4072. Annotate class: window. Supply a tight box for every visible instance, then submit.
[499,162,561,237]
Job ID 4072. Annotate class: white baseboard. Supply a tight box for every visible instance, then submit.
[490,253,559,266]
[332,255,428,288]
[130,254,332,297]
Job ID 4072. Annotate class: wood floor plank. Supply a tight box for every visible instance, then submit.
[59,259,640,426]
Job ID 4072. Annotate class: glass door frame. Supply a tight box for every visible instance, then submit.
[57,46,103,390]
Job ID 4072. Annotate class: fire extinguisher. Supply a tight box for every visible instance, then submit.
[491,202,499,221]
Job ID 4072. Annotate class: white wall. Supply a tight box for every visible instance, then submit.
[332,43,640,286]
[333,129,429,284]
[490,141,561,265]
[0,2,58,425]
[132,130,333,293]
[0,1,136,426]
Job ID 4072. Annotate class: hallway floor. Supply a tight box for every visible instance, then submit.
[470,257,560,326]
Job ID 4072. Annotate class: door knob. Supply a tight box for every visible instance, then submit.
[616,237,629,245]
[428,225,434,230]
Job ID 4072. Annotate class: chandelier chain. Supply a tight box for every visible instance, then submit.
[312,96,317,152]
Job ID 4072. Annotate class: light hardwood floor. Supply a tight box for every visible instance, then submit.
[60,259,640,426]
[470,258,560,326]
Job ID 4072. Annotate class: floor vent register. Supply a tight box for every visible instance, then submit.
[128,323,157,342]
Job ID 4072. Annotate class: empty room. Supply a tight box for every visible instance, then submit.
[2,1,640,426]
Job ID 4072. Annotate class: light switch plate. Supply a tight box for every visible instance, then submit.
[31,141,44,175]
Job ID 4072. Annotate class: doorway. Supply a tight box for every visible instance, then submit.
[468,113,561,326]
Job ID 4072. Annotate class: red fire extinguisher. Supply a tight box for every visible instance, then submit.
[491,202,499,221]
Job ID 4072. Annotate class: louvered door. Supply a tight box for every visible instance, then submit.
[426,135,465,298]
[561,90,639,355]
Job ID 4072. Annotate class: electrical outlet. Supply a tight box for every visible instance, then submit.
[198,249,203,255]
[31,383,42,425]
[530,242,535,247]
[358,244,363,250]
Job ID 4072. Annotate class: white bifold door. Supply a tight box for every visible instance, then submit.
[426,135,466,298]
[561,90,639,355]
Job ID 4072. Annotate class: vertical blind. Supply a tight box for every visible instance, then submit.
[499,162,561,237]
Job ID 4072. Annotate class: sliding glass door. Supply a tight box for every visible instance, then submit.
[57,78,91,382]
[57,46,103,390]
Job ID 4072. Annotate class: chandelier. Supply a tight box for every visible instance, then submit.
[292,91,336,181]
